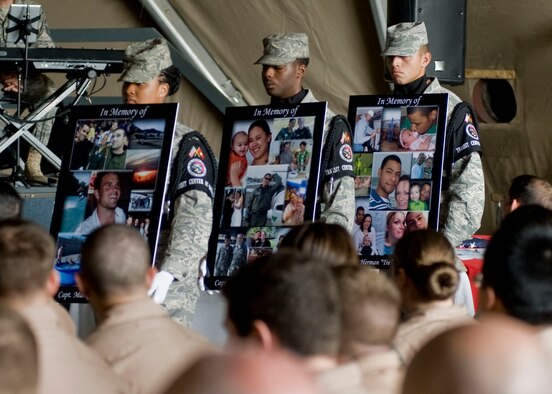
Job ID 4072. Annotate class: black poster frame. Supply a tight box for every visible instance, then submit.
[50,103,178,303]
[348,93,449,268]
[205,102,328,290]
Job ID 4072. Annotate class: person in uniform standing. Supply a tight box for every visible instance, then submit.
[255,33,355,231]
[382,22,484,248]
[119,38,216,327]
[382,22,484,316]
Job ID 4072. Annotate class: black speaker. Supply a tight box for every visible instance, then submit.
[387,0,467,85]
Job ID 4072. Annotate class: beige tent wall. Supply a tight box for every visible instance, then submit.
[35,0,552,235]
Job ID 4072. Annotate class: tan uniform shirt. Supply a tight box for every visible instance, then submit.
[539,326,552,364]
[317,350,404,394]
[393,305,473,364]
[85,298,215,394]
[20,301,129,394]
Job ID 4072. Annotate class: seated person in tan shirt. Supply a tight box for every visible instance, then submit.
[391,229,473,365]
[403,315,547,394]
[0,220,129,394]
[317,266,405,394]
[223,251,341,375]
[78,224,215,394]
[164,350,319,394]
[0,305,38,394]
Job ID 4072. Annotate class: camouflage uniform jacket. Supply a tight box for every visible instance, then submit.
[0,1,56,145]
[301,90,355,232]
[0,0,55,48]
[161,122,214,282]
[423,78,485,247]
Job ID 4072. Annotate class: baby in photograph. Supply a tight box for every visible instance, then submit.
[399,128,436,151]
[408,183,428,211]
[227,131,249,186]
[359,233,379,256]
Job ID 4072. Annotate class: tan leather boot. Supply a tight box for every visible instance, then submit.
[24,147,50,185]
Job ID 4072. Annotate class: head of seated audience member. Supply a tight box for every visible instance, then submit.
[480,205,552,325]
[0,305,38,394]
[505,174,552,215]
[164,350,318,394]
[332,265,401,361]
[392,229,458,313]
[77,224,155,320]
[0,220,57,303]
[0,181,22,221]
[222,251,341,372]
[402,314,547,394]
[278,222,358,265]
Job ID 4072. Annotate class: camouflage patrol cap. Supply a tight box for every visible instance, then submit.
[255,33,309,66]
[118,38,173,83]
[381,22,429,57]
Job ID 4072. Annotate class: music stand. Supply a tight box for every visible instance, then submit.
[1,4,41,187]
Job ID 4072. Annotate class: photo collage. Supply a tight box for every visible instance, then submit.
[50,104,177,302]
[349,96,447,268]
[206,102,327,289]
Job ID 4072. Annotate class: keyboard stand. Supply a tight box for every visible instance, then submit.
[0,69,97,170]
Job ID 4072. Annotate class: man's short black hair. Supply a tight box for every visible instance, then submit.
[508,174,552,209]
[93,171,120,190]
[381,154,401,169]
[295,58,309,67]
[223,251,341,357]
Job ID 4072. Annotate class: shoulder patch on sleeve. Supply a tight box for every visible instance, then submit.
[321,115,355,183]
[446,102,482,164]
[170,131,217,203]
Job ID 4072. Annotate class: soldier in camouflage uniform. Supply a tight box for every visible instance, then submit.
[0,0,56,184]
[120,38,216,327]
[227,233,247,276]
[213,234,233,276]
[382,21,484,249]
[382,22,484,316]
[255,33,355,232]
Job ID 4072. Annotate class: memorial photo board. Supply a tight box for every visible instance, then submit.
[205,102,328,290]
[348,94,449,269]
[50,104,178,302]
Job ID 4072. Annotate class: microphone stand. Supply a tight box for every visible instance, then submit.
[3,5,39,187]
[6,65,29,187]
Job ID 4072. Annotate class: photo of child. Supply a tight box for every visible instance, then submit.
[295,141,310,172]
[282,189,306,225]
[359,233,379,257]
[408,183,428,211]
[227,130,249,186]
[399,128,436,151]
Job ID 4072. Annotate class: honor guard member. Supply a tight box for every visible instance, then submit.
[256,33,355,232]
[382,22,484,248]
[119,38,217,327]
[383,22,484,316]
